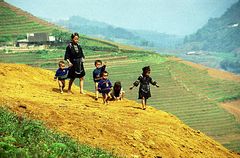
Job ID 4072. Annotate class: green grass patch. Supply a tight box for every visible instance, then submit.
[217,92,240,102]
[224,140,240,153]
[0,107,117,158]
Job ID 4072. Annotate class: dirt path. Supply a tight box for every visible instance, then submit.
[221,100,240,123]
[0,63,239,158]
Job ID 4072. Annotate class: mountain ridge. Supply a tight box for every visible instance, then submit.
[183,0,240,53]
[54,15,183,49]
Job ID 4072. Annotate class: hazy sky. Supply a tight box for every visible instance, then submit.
[5,0,238,35]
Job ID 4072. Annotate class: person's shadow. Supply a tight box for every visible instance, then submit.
[124,105,142,110]
[52,88,68,93]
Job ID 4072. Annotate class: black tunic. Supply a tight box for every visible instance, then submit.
[64,42,85,78]
[133,75,157,99]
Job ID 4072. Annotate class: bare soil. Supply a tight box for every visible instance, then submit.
[169,57,240,82]
[221,100,240,123]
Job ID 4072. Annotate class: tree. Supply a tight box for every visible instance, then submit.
[51,29,71,43]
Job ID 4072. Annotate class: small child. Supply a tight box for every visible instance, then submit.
[54,61,69,94]
[98,71,112,104]
[130,66,159,110]
[93,60,106,100]
[110,81,125,101]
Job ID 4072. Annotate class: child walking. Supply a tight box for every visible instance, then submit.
[54,61,69,94]
[130,66,159,110]
[98,71,112,104]
[93,60,106,100]
[110,81,125,101]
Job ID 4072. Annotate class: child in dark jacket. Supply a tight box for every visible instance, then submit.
[130,66,159,110]
[54,61,69,94]
[93,60,106,100]
[98,71,112,104]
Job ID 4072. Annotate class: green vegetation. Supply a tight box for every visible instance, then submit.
[51,29,120,51]
[220,57,240,74]
[224,140,240,153]
[0,3,58,44]
[0,2,57,35]
[0,107,116,158]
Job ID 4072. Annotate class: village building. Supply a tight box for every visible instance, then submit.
[16,33,55,47]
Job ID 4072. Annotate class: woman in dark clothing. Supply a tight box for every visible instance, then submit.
[64,33,85,94]
[130,66,159,110]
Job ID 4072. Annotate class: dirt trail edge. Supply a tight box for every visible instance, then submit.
[0,63,239,158]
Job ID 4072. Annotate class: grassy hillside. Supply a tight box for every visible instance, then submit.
[0,1,61,42]
[0,63,239,157]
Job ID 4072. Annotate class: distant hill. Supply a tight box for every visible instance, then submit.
[132,30,183,49]
[58,16,137,40]
[54,16,183,49]
[55,16,143,43]
[182,0,240,74]
[183,0,240,53]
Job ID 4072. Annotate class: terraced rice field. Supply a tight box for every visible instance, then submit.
[1,48,240,152]
[0,2,57,36]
